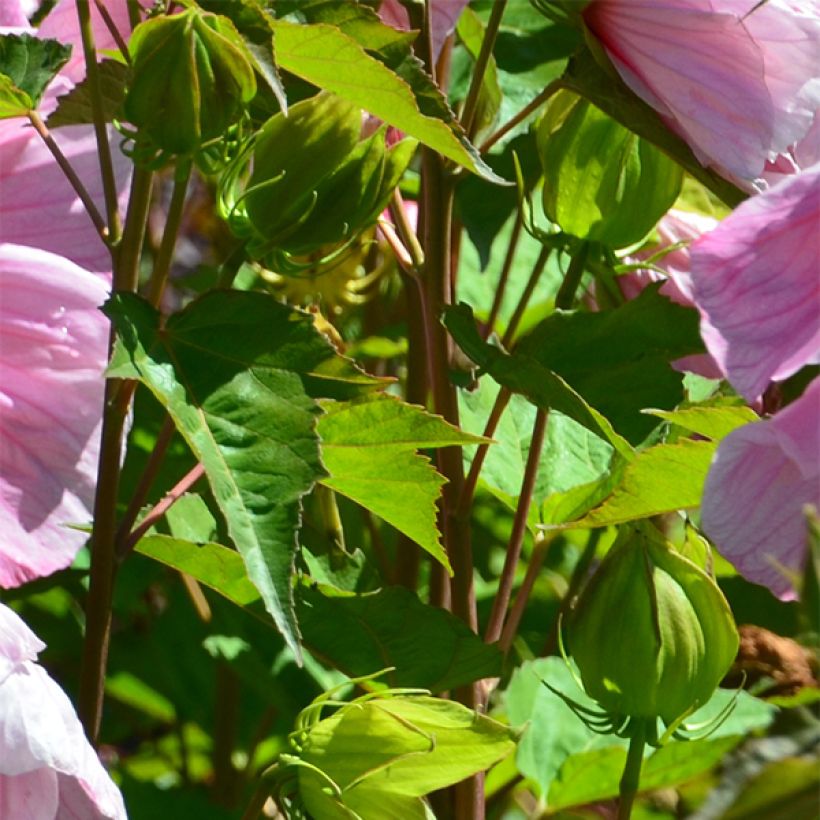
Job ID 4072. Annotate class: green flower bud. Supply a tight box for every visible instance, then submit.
[537,91,682,248]
[124,8,256,157]
[567,527,738,728]
[222,92,416,262]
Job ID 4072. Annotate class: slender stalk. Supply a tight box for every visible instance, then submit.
[456,387,511,522]
[78,379,133,742]
[146,160,192,305]
[92,0,131,63]
[114,415,175,553]
[27,111,108,241]
[460,0,508,139]
[181,573,212,622]
[123,464,206,555]
[479,80,563,154]
[499,534,553,653]
[484,213,523,339]
[617,724,646,820]
[240,782,272,820]
[502,245,551,347]
[484,409,548,644]
[389,189,424,269]
[116,167,154,292]
[75,0,121,240]
[555,241,590,310]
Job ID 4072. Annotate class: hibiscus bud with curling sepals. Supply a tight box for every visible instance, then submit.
[567,526,738,730]
[123,7,256,158]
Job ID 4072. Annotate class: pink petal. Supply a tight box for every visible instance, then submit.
[583,0,820,181]
[690,162,820,401]
[702,378,820,599]
[0,603,43,683]
[378,0,469,62]
[0,605,126,819]
[0,244,108,588]
[0,0,29,27]
[0,123,127,274]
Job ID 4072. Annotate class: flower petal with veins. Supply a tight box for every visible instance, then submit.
[0,244,108,588]
[702,378,820,599]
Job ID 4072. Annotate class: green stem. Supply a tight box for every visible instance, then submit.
[484,408,549,644]
[92,0,131,63]
[116,167,154,292]
[75,0,121,242]
[146,160,192,306]
[618,724,646,820]
[555,241,590,310]
[460,0,508,139]
[501,244,551,347]
[27,111,107,242]
[484,213,523,339]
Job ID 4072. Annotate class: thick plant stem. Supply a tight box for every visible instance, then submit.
[618,724,646,820]
[78,379,134,742]
[484,408,548,644]
[116,167,154,292]
[75,0,120,241]
[147,160,192,305]
[460,0,508,139]
[27,111,107,241]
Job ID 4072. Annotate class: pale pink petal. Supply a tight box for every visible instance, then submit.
[702,379,820,599]
[690,162,820,401]
[0,0,29,27]
[0,244,108,588]
[583,0,820,181]
[0,603,44,682]
[0,123,126,274]
[0,605,127,819]
[378,0,469,61]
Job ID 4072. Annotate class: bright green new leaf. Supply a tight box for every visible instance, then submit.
[443,304,634,459]
[106,291,379,658]
[0,33,71,117]
[297,583,502,692]
[538,91,683,248]
[268,20,503,183]
[558,439,717,529]
[647,404,759,441]
[317,395,487,572]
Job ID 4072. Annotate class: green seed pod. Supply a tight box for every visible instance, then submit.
[124,8,256,157]
[537,91,682,249]
[567,527,738,727]
[224,93,417,261]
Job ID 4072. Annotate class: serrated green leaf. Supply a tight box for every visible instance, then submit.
[647,404,759,441]
[268,19,503,183]
[106,291,379,658]
[515,285,704,443]
[46,58,128,127]
[559,439,717,529]
[0,33,71,117]
[297,583,502,693]
[443,303,634,459]
[317,395,486,571]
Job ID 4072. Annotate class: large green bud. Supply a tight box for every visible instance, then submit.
[223,92,417,261]
[537,91,682,249]
[567,526,738,728]
[124,8,256,158]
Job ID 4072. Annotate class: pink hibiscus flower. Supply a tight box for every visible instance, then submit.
[583,0,820,183]
[0,602,126,818]
[702,378,820,599]
[690,161,820,402]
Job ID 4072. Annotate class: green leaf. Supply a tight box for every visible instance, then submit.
[559,439,716,529]
[722,757,820,820]
[164,493,218,543]
[297,583,502,692]
[317,395,486,571]
[562,46,746,208]
[459,377,613,524]
[515,285,704,443]
[647,404,759,441]
[268,19,503,182]
[0,33,71,116]
[538,92,683,248]
[106,291,379,658]
[46,59,128,128]
[443,303,634,458]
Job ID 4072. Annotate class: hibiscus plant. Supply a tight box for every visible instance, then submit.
[0,1,817,818]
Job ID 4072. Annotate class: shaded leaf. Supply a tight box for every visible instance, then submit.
[297,583,502,692]
[46,59,128,127]
[0,33,71,117]
[106,291,379,658]
[318,395,486,571]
